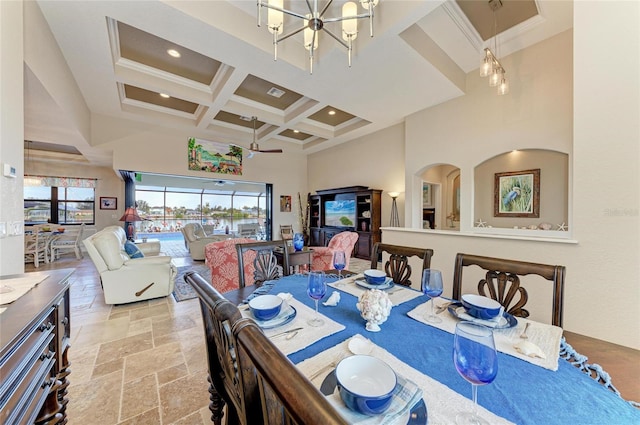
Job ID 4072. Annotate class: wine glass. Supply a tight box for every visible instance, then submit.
[453,322,498,425]
[333,250,346,286]
[307,271,327,327]
[421,269,444,323]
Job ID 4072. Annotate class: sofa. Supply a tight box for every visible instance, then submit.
[181,223,232,260]
[83,226,176,304]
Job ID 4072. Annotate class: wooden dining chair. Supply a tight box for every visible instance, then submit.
[24,225,49,268]
[186,271,348,425]
[280,224,294,246]
[184,270,245,425]
[370,242,434,287]
[236,240,287,288]
[452,253,566,327]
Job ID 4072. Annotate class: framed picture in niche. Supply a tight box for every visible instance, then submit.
[422,183,432,208]
[100,197,117,210]
[494,169,540,217]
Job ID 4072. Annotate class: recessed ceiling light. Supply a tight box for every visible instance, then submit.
[239,116,252,121]
[167,49,181,58]
[328,110,336,115]
[267,87,285,98]
[293,130,300,133]
[160,93,170,98]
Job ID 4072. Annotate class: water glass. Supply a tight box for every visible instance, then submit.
[453,322,498,425]
[307,271,327,327]
[421,269,444,323]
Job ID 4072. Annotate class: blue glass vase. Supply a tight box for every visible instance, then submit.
[293,233,304,251]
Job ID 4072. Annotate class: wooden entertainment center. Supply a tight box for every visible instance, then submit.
[309,186,382,261]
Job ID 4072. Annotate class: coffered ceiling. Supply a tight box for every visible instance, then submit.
[26,0,572,166]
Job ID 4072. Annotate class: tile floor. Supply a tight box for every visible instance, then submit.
[25,239,371,424]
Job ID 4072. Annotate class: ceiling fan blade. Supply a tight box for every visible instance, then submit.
[257,149,283,153]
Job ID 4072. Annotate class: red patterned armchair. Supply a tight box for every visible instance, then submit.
[204,238,255,293]
[311,231,359,272]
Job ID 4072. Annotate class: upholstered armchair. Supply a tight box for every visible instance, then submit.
[310,231,359,271]
[182,223,231,260]
[83,226,176,304]
[204,238,255,293]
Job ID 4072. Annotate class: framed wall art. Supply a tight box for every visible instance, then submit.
[100,197,117,210]
[494,169,540,217]
[422,182,432,208]
[280,195,292,212]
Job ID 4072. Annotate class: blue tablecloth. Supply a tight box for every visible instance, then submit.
[233,274,640,425]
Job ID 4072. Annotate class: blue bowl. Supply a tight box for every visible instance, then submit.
[363,269,387,285]
[461,294,502,320]
[336,355,397,415]
[249,295,283,321]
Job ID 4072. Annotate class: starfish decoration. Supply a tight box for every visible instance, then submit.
[475,218,487,228]
[556,222,568,231]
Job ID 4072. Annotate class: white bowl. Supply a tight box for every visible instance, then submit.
[461,294,502,319]
[363,269,387,285]
[335,355,397,415]
[248,295,283,321]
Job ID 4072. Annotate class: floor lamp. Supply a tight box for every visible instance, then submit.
[388,192,400,227]
[119,206,142,241]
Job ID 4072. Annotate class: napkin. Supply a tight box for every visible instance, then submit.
[323,290,341,306]
[454,305,506,328]
[327,373,423,425]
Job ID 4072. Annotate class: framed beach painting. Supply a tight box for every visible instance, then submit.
[100,197,117,210]
[494,169,540,217]
[188,137,243,175]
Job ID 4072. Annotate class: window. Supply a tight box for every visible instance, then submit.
[24,180,95,225]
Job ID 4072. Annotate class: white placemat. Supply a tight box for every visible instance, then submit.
[328,274,422,306]
[297,335,514,425]
[407,299,562,371]
[0,274,49,305]
[241,297,345,355]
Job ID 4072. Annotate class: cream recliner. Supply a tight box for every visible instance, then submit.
[83,226,176,304]
[182,223,231,260]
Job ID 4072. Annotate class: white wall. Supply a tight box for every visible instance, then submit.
[308,124,406,227]
[92,114,310,234]
[0,1,24,275]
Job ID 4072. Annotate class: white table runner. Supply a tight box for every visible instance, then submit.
[328,274,422,306]
[0,274,49,305]
[407,299,562,371]
[296,335,514,425]
[242,297,345,356]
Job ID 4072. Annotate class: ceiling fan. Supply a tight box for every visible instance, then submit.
[232,116,283,158]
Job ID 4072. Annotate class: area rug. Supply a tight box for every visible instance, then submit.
[173,264,211,302]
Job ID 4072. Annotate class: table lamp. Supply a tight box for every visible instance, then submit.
[119,206,142,240]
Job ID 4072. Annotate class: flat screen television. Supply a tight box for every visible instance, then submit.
[324,200,356,228]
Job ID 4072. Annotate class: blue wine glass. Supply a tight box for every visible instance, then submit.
[307,271,327,327]
[453,322,498,425]
[421,269,444,323]
[333,250,347,286]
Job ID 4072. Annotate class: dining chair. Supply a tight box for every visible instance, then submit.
[50,223,85,261]
[452,253,566,327]
[236,240,287,288]
[280,224,294,246]
[185,270,246,425]
[186,271,348,425]
[370,242,434,287]
[24,225,49,267]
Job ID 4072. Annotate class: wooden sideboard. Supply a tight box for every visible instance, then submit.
[309,186,381,260]
[0,269,73,425]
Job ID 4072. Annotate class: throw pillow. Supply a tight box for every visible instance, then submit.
[124,241,145,259]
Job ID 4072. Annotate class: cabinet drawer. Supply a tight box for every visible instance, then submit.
[0,333,55,425]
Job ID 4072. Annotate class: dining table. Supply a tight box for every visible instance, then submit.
[224,273,640,425]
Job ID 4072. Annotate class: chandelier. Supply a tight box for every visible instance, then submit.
[479,0,509,95]
[257,0,379,74]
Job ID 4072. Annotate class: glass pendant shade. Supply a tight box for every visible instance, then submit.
[342,2,358,41]
[489,68,502,87]
[480,57,493,77]
[267,0,283,34]
[360,0,379,8]
[304,14,318,51]
[498,77,510,95]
